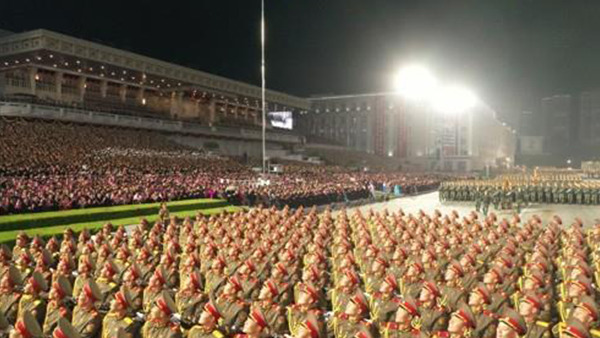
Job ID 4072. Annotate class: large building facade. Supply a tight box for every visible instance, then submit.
[298,93,516,172]
[0,29,309,127]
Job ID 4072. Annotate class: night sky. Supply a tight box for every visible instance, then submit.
[3,0,600,123]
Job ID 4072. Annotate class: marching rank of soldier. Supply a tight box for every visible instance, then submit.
[1,203,600,338]
[440,172,600,215]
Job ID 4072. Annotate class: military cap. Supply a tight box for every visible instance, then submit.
[249,308,269,329]
[15,311,43,338]
[421,280,441,298]
[447,260,464,277]
[82,280,102,302]
[344,269,360,285]
[263,279,279,297]
[53,275,73,299]
[568,276,593,295]
[155,291,177,316]
[453,303,476,329]
[31,235,45,247]
[520,292,543,312]
[53,317,80,338]
[499,308,527,335]
[300,314,320,338]
[563,319,591,338]
[78,255,95,270]
[203,301,222,321]
[5,266,23,286]
[17,231,29,241]
[349,292,369,315]
[103,260,120,277]
[300,283,319,302]
[383,274,398,290]
[189,269,203,290]
[29,271,48,293]
[227,275,243,292]
[115,286,133,310]
[398,297,420,317]
[153,267,167,285]
[576,295,599,321]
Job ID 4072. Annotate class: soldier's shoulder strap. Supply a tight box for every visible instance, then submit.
[536,320,550,328]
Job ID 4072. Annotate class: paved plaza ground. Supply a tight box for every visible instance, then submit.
[341,191,600,227]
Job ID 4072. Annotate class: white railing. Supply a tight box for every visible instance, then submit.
[0,101,302,143]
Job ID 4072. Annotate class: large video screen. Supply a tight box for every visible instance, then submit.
[268,111,293,130]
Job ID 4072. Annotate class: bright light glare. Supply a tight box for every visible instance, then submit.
[394,65,438,100]
[432,85,477,114]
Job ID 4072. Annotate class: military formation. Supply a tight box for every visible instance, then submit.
[440,172,600,214]
[0,202,600,338]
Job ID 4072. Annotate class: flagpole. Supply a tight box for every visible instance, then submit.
[261,0,267,175]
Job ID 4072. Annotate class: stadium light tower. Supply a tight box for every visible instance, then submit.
[394,64,438,101]
[431,85,477,114]
[261,0,267,174]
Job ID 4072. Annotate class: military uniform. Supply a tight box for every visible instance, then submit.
[330,313,375,338]
[72,307,103,338]
[102,314,138,338]
[187,326,226,338]
[214,295,249,333]
[369,293,400,324]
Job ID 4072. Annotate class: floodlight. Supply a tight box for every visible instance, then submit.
[432,85,477,114]
[394,65,438,101]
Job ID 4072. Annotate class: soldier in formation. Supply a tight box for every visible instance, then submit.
[2,204,600,338]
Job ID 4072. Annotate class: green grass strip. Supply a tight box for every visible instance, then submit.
[0,205,243,247]
[0,198,228,232]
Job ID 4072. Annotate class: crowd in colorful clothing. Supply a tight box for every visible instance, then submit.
[0,118,440,215]
[0,204,597,338]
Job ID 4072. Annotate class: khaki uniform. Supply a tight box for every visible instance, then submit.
[102,313,138,338]
[17,294,46,326]
[42,300,72,336]
[369,293,400,324]
[96,278,120,305]
[73,275,93,300]
[175,291,206,324]
[419,305,448,334]
[330,313,374,338]
[251,302,287,334]
[287,306,323,337]
[0,292,20,324]
[473,310,497,338]
[141,321,182,338]
[187,326,226,338]
[72,307,103,338]
[524,321,552,338]
[214,296,248,333]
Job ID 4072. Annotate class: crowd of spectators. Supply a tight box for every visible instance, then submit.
[0,118,442,214]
